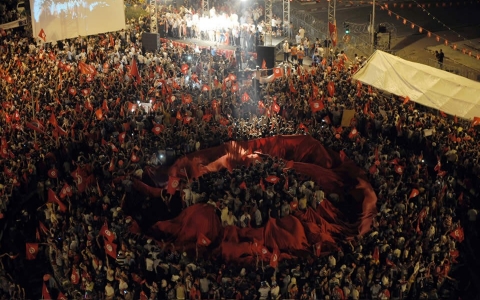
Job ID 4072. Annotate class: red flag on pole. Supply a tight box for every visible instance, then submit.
[272,67,283,78]
[472,116,480,127]
[131,151,140,163]
[241,92,250,103]
[42,282,51,299]
[26,243,39,260]
[48,112,58,127]
[95,108,103,120]
[197,233,211,247]
[104,240,118,258]
[152,123,164,135]
[59,183,72,199]
[26,119,45,133]
[130,58,141,85]
[409,188,420,199]
[328,21,338,46]
[394,165,404,175]
[102,100,110,112]
[348,128,359,139]
[47,168,58,179]
[100,222,115,242]
[47,189,67,212]
[85,99,94,111]
[261,59,267,69]
[57,291,68,300]
[310,100,324,113]
[327,81,335,97]
[450,227,465,242]
[272,102,280,114]
[38,28,46,42]
[166,176,180,195]
[265,175,280,184]
[239,181,247,189]
[269,249,279,268]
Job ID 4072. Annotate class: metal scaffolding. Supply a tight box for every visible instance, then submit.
[202,0,209,17]
[149,0,157,33]
[326,0,336,55]
[264,0,273,45]
[283,0,290,28]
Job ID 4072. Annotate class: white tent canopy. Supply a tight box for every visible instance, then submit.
[352,50,480,120]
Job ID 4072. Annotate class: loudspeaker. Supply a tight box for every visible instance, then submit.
[142,32,159,52]
[378,25,387,33]
[256,46,275,75]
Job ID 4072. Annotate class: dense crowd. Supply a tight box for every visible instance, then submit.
[0,0,21,24]
[0,2,479,300]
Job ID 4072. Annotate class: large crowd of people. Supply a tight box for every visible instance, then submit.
[0,2,479,300]
[0,0,21,24]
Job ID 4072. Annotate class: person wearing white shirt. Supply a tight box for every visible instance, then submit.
[104,282,115,300]
[270,282,280,299]
[298,27,305,39]
[145,254,154,272]
[258,282,270,300]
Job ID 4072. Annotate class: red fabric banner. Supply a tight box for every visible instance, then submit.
[143,135,377,263]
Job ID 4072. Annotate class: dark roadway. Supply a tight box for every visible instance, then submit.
[292,1,480,38]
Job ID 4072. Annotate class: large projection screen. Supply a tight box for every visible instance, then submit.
[30,0,126,43]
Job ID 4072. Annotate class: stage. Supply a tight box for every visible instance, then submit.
[158,35,286,59]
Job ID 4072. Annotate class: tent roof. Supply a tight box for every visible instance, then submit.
[352,50,480,120]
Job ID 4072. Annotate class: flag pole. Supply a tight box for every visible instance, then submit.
[31,88,36,145]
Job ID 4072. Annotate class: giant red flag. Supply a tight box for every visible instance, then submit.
[26,243,39,260]
[47,189,67,212]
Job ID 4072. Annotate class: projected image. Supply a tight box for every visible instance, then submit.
[30,0,125,43]
[32,0,110,22]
